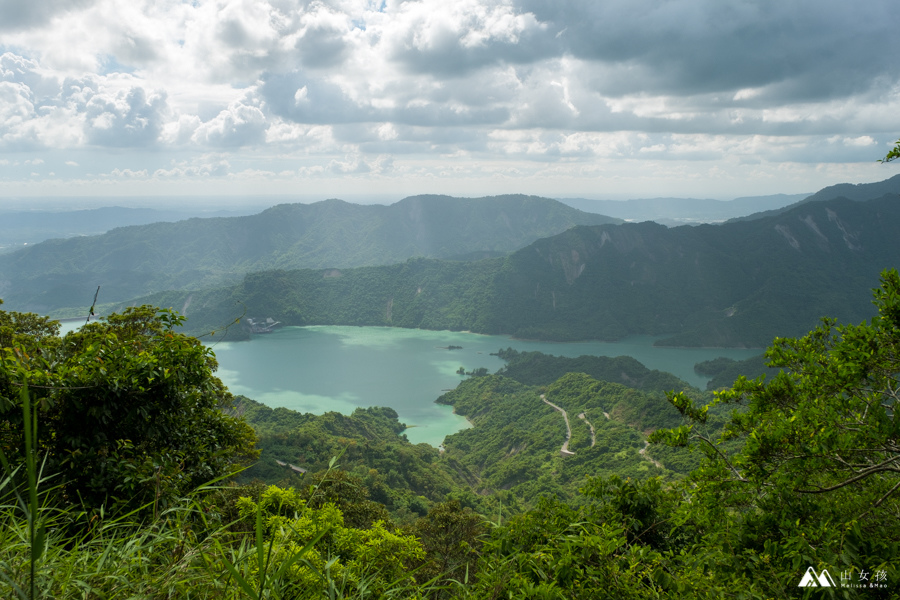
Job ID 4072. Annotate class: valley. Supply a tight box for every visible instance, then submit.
[209,325,759,445]
[2,176,899,598]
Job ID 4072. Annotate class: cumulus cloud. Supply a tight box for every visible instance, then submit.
[2,0,899,197]
[84,86,168,146]
[261,71,374,124]
[385,0,551,75]
[293,2,354,69]
[191,100,268,147]
[0,53,171,149]
[0,81,40,149]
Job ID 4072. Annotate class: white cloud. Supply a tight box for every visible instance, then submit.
[843,135,876,147]
[191,100,268,147]
[84,86,168,146]
[153,155,232,178]
[108,167,148,178]
[385,0,548,74]
[0,0,898,198]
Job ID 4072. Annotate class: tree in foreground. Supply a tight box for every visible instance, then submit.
[0,304,257,516]
[651,267,900,595]
[464,271,900,599]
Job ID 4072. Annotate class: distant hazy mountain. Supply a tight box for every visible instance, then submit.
[803,174,900,203]
[728,173,900,223]
[147,192,900,347]
[0,194,620,313]
[0,206,256,252]
[558,193,809,224]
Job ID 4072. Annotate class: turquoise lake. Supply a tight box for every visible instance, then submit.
[209,326,760,446]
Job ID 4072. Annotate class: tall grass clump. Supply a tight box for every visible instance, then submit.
[0,393,442,599]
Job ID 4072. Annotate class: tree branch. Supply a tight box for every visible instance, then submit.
[796,466,900,494]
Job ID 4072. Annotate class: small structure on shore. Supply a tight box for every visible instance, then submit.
[246,317,281,333]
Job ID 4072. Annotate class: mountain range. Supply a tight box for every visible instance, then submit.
[2,176,900,348]
[134,190,900,347]
[0,195,619,314]
[0,206,258,253]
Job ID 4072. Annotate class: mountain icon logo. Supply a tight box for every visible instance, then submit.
[798,567,837,587]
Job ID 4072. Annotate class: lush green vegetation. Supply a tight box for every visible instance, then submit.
[0,304,257,516]
[2,269,899,598]
[694,354,780,390]
[434,372,694,503]
[235,398,477,522]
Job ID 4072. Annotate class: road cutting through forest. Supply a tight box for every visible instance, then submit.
[541,394,574,456]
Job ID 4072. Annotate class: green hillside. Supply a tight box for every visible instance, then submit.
[135,193,900,347]
[494,348,695,394]
[0,194,619,313]
[3,257,899,598]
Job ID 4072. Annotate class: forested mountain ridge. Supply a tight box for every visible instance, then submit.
[490,192,900,345]
[0,194,620,313]
[728,172,900,222]
[141,192,900,347]
[0,206,257,252]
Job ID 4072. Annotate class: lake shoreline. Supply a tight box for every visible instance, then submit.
[210,325,760,446]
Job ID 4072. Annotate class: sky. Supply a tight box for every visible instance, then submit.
[2,0,900,205]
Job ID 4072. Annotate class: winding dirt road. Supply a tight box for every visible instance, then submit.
[541,394,575,457]
[639,441,664,469]
[577,412,596,448]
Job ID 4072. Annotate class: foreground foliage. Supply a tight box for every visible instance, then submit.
[0,305,257,516]
[3,270,900,597]
[0,444,437,599]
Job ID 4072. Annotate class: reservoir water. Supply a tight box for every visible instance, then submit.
[209,326,760,446]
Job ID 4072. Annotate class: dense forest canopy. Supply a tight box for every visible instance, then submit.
[0,304,258,514]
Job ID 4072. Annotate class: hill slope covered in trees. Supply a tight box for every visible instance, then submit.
[0,194,619,314]
[142,192,900,347]
[3,273,899,598]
